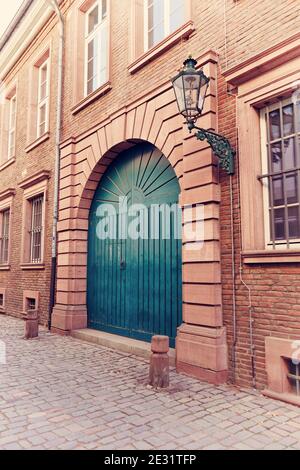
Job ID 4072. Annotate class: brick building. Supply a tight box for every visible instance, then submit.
[0,0,300,406]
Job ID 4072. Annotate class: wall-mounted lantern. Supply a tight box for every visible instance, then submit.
[172,56,235,175]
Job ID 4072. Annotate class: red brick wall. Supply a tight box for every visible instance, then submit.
[218,68,300,390]
[62,0,300,142]
[1,0,300,387]
[0,16,61,325]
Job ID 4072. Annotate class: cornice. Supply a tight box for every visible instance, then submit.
[0,0,63,81]
[224,32,300,86]
[0,188,16,202]
[19,170,51,189]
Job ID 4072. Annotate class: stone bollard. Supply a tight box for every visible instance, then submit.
[23,310,39,339]
[149,335,169,388]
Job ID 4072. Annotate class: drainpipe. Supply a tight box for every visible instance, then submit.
[47,0,64,330]
[229,174,237,381]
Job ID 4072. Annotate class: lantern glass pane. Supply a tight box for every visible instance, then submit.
[183,73,200,119]
[198,78,209,114]
[173,75,186,115]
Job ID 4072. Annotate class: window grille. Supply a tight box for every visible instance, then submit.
[259,99,300,248]
[29,196,43,263]
[27,298,36,311]
[287,359,300,397]
[0,209,10,264]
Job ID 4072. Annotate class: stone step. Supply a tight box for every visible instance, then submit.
[70,328,176,367]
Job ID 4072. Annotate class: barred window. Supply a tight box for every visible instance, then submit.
[287,359,300,397]
[260,98,300,248]
[27,298,36,310]
[29,195,43,263]
[0,209,10,264]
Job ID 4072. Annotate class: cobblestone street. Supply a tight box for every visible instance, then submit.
[0,315,300,450]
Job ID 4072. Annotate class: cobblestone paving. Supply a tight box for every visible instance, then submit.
[0,315,300,450]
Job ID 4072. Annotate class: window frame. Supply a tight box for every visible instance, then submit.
[23,290,40,314]
[0,208,10,265]
[0,191,13,268]
[25,45,51,148]
[84,0,108,98]
[260,97,300,250]
[7,94,17,159]
[129,0,193,74]
[20,171,49,269]
[0,288,6,311]
[0,83,17,167]
[29,194,44,264]
[37,58,50,139]
[144,0,185,52]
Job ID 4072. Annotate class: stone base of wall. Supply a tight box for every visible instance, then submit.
[51,305,87,332]
[176,323,228,384]
[263,336,300,406]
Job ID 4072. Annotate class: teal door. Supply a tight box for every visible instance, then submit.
[87,143,182,347]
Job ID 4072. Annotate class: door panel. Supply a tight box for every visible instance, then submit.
[87,143,182,346]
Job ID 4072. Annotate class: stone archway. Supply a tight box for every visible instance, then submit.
[51,51,228,384]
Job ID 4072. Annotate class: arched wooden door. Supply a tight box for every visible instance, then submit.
[87,143,182,346]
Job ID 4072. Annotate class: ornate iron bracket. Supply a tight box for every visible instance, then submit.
[187,122,235,175]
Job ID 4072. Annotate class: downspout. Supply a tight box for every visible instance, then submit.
[229,174,237,381]
[48,0,64,330]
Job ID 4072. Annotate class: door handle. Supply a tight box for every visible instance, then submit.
[120,260,126,269]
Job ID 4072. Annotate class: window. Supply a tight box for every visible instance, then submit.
[8,95,16,158]
[0,85,17,165]
[0,209,10,265]
[23,290,39,313]
[144,0,185,51]
[0,293,3,307]
[85,0,108,96]
[129,0,192,74]
[20,171,48,267]
[26,49,51,147]
[27,298,36,311]
[260,98,300,248]
[37,59,49,138]
[29,195,44,264]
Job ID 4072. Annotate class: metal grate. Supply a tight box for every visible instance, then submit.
[29,195,43,264]
[27,298,36,311]
[258,99,300,248]
[0,209,10,264]
[287,359,300,396]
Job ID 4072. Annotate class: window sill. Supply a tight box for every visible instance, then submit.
[21,263,45,270]
[263,389,300,407]
[71,81,112,115]
[0,265,10,271]
[128,20,195,74]
[25,132,50,153]
[243,249,300,264]
[0,308,5,314]
[0,157,15,172]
